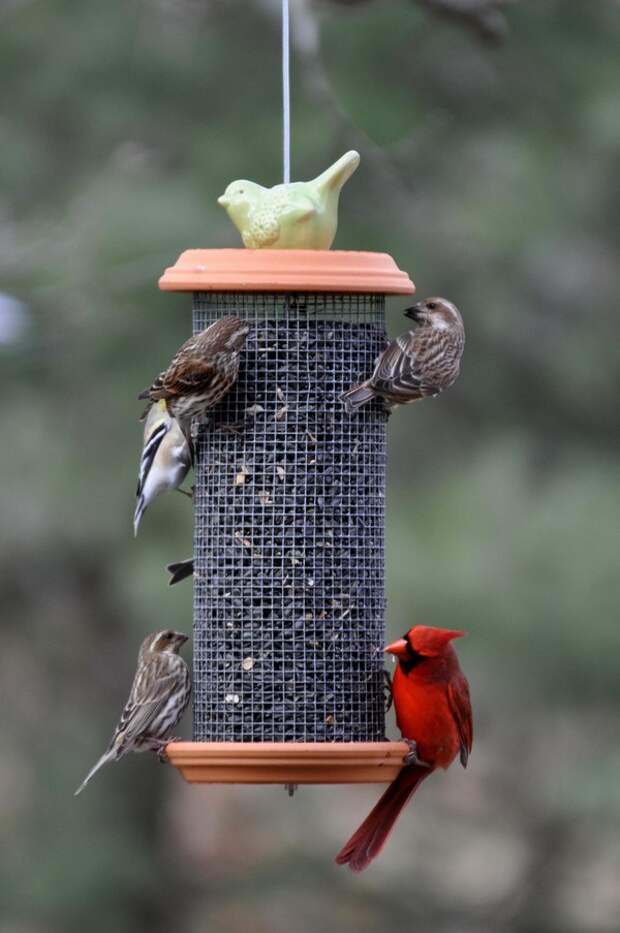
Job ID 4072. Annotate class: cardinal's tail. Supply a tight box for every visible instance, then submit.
[341,382,375,413]
[74,747,117,796]
[313,150,360,195]
[335,766,429,872]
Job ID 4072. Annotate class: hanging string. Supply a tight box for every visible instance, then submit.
[282,0,291,183]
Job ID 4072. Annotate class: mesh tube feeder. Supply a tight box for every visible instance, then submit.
[161,249,414,785]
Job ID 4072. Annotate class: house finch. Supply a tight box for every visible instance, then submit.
[138,315,250,441]
[335,625,472,871]
[341,298,465,413]
[74,630,191,796]
[134,399,192,536]
[166,558,194,586]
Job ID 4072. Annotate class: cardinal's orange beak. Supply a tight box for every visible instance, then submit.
[384,638,409,658]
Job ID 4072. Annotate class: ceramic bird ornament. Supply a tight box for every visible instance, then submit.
[217,150,360,250]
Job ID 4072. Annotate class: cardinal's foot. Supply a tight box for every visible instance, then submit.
[383,669,393,712]
[403,739,431,768]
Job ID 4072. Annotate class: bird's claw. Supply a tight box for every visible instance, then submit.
[217,421,245,435]
[402,739,431,768]
[383,669,393,712]
[155,736,181,764]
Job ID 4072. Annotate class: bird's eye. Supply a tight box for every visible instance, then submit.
[427,302,437,310]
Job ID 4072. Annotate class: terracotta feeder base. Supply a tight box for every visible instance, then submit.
[166,741,410,784]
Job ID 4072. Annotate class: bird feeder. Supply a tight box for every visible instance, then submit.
[161,249,414,784]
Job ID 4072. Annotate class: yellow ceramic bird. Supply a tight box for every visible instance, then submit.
[217,150,360,250]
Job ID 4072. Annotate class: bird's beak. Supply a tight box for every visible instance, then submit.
[175,633,189,646]
[384,638,409,658]
[404,303,423,322]
[217,195,229,207]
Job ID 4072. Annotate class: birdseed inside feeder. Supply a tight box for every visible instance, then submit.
[161,248,415,784]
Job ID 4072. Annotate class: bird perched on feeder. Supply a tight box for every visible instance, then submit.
[74,630,191,796]
[335,625,472,872]
[217,150,360,250]
[134,400,192,536]
[341,298,465,413]
[138,315,250,443]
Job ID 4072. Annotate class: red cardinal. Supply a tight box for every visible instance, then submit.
[335,625,472,872]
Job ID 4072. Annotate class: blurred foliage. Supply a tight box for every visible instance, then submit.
[1,1,619,932]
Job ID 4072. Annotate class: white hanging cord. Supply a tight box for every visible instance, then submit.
[282,0,291,183]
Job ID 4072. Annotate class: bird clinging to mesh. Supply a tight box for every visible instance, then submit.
[335,625,472,872]
[341,298,465,413]
[74,630,191,796]
[217,150,360,250]
[134,399,192,537]
[138,315,250,443]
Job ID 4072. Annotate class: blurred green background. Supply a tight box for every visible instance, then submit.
[2,1,619,931]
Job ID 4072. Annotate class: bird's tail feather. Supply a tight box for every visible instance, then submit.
[313,150,360,194]
[74,748,117,796]
[335,765,429,872]
[341,382,375,413]
[167,559,194,586]
[133,495,146,537]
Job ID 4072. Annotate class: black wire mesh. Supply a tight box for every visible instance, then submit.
[192,292,387,742]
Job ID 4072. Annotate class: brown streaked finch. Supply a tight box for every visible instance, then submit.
[341,298,465,413]
[138,315,250,442]
[134,399,192,536]
[74,630,191,795]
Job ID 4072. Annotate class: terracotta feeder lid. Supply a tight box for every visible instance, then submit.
[159,249,415,295]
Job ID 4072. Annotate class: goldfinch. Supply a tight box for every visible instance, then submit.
[134,400,192,536]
